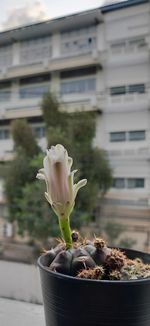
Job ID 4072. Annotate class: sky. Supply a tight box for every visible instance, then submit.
[0,0,125,31]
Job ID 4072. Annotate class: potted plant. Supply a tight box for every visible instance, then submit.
[37,144,150,326]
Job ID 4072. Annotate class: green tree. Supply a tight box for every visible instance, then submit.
[15,154,59,240]
[41,94,112,230]
[15,176,59,241]
[5,94,112,242]
[11,119,40,157]
[5,119,40,221]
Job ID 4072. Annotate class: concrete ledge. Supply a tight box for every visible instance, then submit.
[0,298,45,326]
[0,260,42,303]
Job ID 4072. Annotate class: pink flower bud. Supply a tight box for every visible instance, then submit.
[37,144,87,218]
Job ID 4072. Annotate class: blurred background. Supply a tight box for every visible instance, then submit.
[0,0,150,310]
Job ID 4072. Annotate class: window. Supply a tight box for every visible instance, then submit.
[129,130,145,141]
[111,41,126,48]
[61,26,96,56]
[0,81,11,101]
[127,178,144,189]
[61,67,96,79]
[110,130,146,142]
[33,126,45,139]
[128,84,145,94]
[0,45,12,69]
[20,74,50,85]
[19,74,50,99]
[110,84,145,96]
[20,36,52,64]
[0,90,11,101]
[110,41,126,53]
[19,84,49,99]
[110,86,126,96]
[128,38,147,49]
[113,178,145,189]
[113,178,125,189]
[0,128,10,140]
[110,132,126,142]
[60,78,96,94]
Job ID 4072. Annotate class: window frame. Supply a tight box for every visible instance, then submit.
[127,178,145,189]
[112,178,125,189]
[60,77,96,95]
[110,131,126,142]
[0,128,10,140]
[128,130,145,141]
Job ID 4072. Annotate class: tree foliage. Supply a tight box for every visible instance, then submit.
[5,149,34,219]
[11,119,40,157]
[5,119,40,223]
[5,94,112,242]
[15,180,59,240]
[42,94,112,230]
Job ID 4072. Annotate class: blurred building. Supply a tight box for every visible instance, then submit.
[0,0,149,250]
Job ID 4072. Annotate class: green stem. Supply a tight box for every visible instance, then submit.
[58,216,72,249]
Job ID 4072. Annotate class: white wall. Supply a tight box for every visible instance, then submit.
[106,64,149,86]
[104,4,149,41]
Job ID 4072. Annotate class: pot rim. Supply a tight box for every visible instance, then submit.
[37,247,150,285]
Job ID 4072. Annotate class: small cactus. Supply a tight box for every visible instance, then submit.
[109,270,122,280]
[78,266,104,280]
[44,238,150,280]
[121,257,150,280]
[105,248,126,271]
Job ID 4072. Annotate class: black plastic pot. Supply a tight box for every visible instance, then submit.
[38,248,150,326]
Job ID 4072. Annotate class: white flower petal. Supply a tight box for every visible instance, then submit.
[36,173,45,180]
[73,179,87,199]
[68,170,78,191]
[45,192,52,205]
[43,156,50,179]
[68,157,73,170]
[39,168,45,174]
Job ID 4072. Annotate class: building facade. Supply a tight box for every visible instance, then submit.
[0,0,150,249]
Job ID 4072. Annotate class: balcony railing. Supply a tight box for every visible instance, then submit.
[108,147,150,159]
[0,49,102,81]
[104,91,150,112]
[0,89,104,119]
[110,92,146,104]
[110,43,149,55]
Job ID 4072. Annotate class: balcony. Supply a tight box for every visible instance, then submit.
[0,91,103,120]
[0,89,148,119]
[51,50,102,71]
[59,93,102,113]
[104,92,150,112]
[0,138,47,162]
[107,42,150,67]
[0,51,102,81]
[0,97,42,120]
[107,147,150,160]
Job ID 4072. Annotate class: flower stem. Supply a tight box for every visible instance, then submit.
[58,216,72,249]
